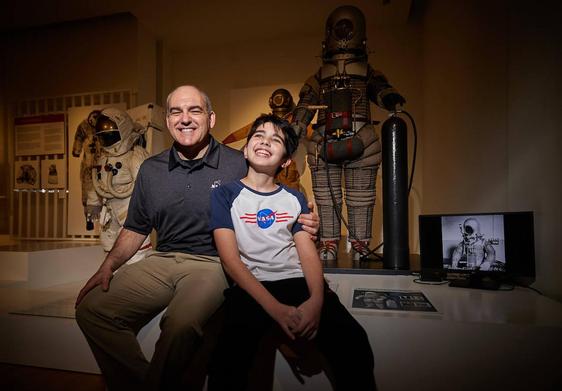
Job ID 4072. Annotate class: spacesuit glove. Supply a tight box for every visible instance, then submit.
[86,205,102,220]
[382,93,406,112]
[291,122,306,139]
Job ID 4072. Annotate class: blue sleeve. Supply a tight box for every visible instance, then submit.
[286,187,310,236]
[209,186,234,231]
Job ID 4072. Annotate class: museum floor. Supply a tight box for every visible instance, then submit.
[0,363,105,391]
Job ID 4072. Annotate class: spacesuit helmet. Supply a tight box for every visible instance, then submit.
[87,110,101,128]
[322,5,367,60]
[269,88,295,118]
[95,108,141,156]
[462,217,481,245]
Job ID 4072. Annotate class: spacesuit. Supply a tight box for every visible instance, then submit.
[88,108,151,264]
[291,5,405,261]
[72,110,101,220]
[452,217,502,271]
[223,88,302,190]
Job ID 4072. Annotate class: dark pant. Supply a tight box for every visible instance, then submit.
[208,278,376,391]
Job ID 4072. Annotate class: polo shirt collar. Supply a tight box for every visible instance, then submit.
[168,136,221,171]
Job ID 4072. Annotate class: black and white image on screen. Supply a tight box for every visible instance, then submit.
[441,214,506,272]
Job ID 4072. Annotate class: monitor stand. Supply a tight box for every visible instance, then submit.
[448,273,501,290]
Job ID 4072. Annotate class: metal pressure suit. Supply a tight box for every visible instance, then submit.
[88,108,151,264]
[291,5,405,260]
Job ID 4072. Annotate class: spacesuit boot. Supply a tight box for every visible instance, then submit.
[318,240,338,261]
[351,240,370,261]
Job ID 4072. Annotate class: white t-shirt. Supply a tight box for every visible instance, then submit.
[210,180,309,282]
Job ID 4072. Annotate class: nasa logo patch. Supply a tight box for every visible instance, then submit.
[256,209,276,229]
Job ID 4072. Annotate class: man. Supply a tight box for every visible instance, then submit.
[75,85,319,391]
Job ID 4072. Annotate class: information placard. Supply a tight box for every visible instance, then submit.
[352,289,437,312]
[15,114,66,156]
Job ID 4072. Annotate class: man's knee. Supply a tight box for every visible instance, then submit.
[75,290,98,328]
[160,313,205,344]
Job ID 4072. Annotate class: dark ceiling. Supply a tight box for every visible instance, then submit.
[1,0,414,50]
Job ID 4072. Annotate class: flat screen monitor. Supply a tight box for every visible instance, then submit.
[419,211,535,287]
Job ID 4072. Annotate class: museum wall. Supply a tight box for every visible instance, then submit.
[2,14,139,100]
[422,0,562,300]
[505,1,562,300]
[0,55,8,236]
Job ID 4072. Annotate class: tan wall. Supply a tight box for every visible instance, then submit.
[0,52,8,234]
[136,22,157,105]
[422,0,562,300]
[422,1,509,213]
[505,1,562,299]
[3,14,139,100]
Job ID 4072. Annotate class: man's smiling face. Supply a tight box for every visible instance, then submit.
[166,86,215,158]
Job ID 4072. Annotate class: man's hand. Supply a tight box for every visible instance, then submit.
[268,302,303,340]
[75,264,113,307]
[298,201,320,242]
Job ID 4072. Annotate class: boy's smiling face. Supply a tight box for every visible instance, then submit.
[244,122,291,173]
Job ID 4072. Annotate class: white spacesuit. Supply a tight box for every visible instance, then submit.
[451,217,500,271]
[291,5,405,261]
[88,108,151,264]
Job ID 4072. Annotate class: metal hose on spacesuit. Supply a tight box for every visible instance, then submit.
[105,170,135,199]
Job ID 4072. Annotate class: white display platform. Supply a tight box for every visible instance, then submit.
[0,242,106,373]
[0,241,104,288]
[1,243,561,390]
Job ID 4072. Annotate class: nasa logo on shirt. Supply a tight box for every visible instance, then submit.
[240,209,294,229]
[257,209,276,228]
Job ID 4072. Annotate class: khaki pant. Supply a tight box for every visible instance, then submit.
[75,251,228,391]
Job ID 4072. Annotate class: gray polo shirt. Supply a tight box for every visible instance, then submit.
[124,136,248,256]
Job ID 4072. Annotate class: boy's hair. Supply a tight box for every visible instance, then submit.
[247,114,299,157]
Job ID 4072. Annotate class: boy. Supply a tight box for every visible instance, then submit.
[208,114,376,390]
